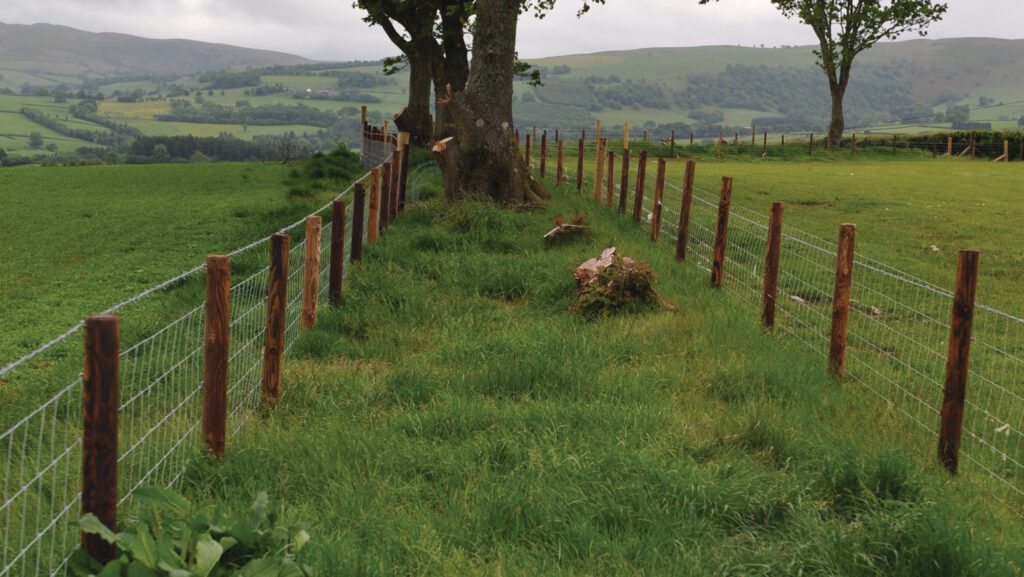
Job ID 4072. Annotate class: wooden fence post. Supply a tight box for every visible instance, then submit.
[593,138,607,203]
[576,138,585,194]
[623,122,630,150]
[398,132,410,212]
[762,203,784,328]
[676,159,696,262]
[763,131,768,156]
[605,149,616,208]
[368,168,380,244]
[690,132,694,146]
[262,233,289,404]
[828,224,856,380]
[525,134,532,167]
[351,183,365,262]
[82,315,119,565]
[618,148,631,214]
[1004,140,1009,162]
[390,150,402,220]
[302,216,321,331]
[947,136,953,156]
[557,139,565,186]
[540,130,548,178]
[751,125,756,147]
[203,255,230,457]
[329,201,345,307]
[710,177,733,288]
[670,130,676,156]
[379,162,392,231]
[633,150,648,222]
[939,250,980,474]
[650,158,667,241]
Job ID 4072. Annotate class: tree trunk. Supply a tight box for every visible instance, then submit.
[395,51,434,147]
[442,0,546,205]
[434,6,471,139]
[828,84,846,148]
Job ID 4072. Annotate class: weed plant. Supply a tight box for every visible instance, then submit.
[179,179,1023,576]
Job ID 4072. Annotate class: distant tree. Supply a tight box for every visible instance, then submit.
[45,143,58,153]
[28,131,43,149]
[53,91,67,103]
[978,96,994,106]
[1018,115,1024,128]
[0,148,7,160]
[945,104,970,123]
[151,143,172,163]
[702,0,946,145]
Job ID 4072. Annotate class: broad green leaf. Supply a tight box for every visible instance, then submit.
[79,514,119,544]
[157,560,192,577]
[218,536,238,552]
[291,530,310,553]
[68,548,105,576]
[246,493,270,529]
[125,559,160,577]
[237,557,284,577]
[133,486,191,517]
[96,560,126,577]
[194,532,225,577]
[128,523,159,568]
[228,520,259,548]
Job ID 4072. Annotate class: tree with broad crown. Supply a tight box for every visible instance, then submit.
[701,0,946,145]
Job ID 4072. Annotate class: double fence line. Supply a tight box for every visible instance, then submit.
[528,132,1024,517]
[0,125,411,576]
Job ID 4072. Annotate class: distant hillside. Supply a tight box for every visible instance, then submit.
[514,38,1024,135]
[0,22,312,90]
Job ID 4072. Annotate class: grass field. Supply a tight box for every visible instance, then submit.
[172,185,1023,575]
[0,162,336,361]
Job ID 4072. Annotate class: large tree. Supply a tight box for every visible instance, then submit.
[703,0,946,144]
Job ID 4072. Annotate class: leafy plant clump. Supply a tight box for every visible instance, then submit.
[71,487,313,577]
[571,249,667,317]
[286,144,362,199]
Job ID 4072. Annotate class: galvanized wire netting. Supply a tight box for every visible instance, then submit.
[1,135,393,575]
[533,134,1024,516]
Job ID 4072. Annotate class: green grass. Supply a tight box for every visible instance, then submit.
[0,162,335,361]
[174,184,1023,575]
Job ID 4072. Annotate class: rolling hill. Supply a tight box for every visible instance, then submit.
[0,22,312,90]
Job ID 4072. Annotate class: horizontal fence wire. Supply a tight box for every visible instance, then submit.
[527,131,1024,517]
[1,133,398,575]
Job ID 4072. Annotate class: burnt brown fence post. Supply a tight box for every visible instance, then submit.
[676,159,696,262]
[632,150,648,223]
[262,234,289,404]
[540,130,548,179]
[557,139,565,186]
[650,158,667,241]
[82,315,120,565]
[828,224,856,380]
[203,255,230,457]
[593,138,607,203]
[762,203,784,328]
[710,177,733,288]
[618,148,631,214]
[351,183,366,262]
[606,149,616,208]
[939,250,980,474]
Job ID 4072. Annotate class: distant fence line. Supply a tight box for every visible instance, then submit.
[523,129,1024,517]
[0,122,412,576]
[516,123,1023,162]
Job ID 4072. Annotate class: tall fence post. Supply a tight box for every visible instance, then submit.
[576,138,585,194]
[676,159,696,262]
[330,201,345,306]
[390,152,401,221]
[939,250,980,474]
[379,162,392,232]
[618,148,631,214]
[302,216,321,331]
[829,224,856,380]
[593,138,607,203]
[763,131,768,156]
[540,130,548,179]
[368,168,380,245]
[605,149,616,208]
[398,132,410,212]
[710,177,733,289]
[557,139,565,186]
[351,183,365,262]
[624,122,630,150]
[262,233,289,404]
[524,134,532,167]
[762,203,784,328]
[203,255,230,457]
[82,314,119,565]
[632,150,648,223]
[650,158,667,241]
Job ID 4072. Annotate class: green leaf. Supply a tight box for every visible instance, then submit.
[194,532,225,577]
[128,523,159,568]
[237,557,284,577]
[246,492,270,529]
[133,486,192,517]
[125,559,160,577]
[291,530,310,553]
[228,520,259,548]
[218,536,238,553]
[68,548,105,576]
[96,560,126,577]
[79,514,119,544]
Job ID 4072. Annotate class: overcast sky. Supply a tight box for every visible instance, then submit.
[2,0,1021,62]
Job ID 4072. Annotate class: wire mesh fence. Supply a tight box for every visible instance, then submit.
[0,132,396,575]
[528,133,1024,517]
